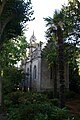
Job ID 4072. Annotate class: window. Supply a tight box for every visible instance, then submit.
[27,68,29,76]
[50,66,53,79]
[33,65,36,79]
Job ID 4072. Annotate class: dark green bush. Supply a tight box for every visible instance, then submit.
[65,90,76,99]
[8,107,20,120]
[50,98,59,106]
[34,113,48,120]
[4,91,80,120]
[10,91,48,105]
[10,91,23,104]
[8,103,77,120]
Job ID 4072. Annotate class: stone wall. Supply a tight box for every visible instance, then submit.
[41,59,53,91]
[31,58,41,91]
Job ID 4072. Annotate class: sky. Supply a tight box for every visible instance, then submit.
[25,0,68,43]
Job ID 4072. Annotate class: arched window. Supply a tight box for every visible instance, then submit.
[50,66,53,79]
[27,68,29,75]
[33,65,36,79]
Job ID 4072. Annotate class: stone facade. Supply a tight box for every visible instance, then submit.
[24,33,69,92]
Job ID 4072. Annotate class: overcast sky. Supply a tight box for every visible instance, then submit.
[25,0,68,43]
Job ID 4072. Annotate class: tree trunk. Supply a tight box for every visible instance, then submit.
[29,62,32,91]
[0,64,2,108]
[57,25,65,108]
[53,63,57,98]
[0,17,2,112]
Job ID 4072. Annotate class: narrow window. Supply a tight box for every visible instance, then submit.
[33,65,36,79]
[50,66,53,79]
[27,68,29,75]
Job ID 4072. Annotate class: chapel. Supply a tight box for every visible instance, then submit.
[23,32,69,94]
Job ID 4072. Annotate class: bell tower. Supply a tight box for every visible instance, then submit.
[29,31,37,55]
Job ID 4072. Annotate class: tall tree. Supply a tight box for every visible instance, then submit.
[69,60,80,93]
[62,0,80,47]
[0,0,34,45]
[57,25,65,108]
[0,0,34,107]
[44,13,65,108]
[44,0,80,108]
[45,0,80,60]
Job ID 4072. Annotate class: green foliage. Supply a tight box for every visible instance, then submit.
[8,107,20,120]
[7,102,69,120]
[0,35,28,67]
[64,43,80,62]
[34,113,48,120]
[6,92,48,105]
[3,66,23,95]
[45,0,80,47]
[7,104,80,120]
[69,61,80,93]
[3,95,12,108]
[62,0,80,44]
[42,40,58,65]
[44,0,80,63]
[0,0,34,43]
[3,91,80,120]
[65,90,76,99]
[50,98,59,106]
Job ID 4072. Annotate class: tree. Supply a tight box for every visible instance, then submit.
[3,66,23,95]
[44,0,80,108]
[44,13,65,108]
[0,0,34,107]
[0,35,28,95]
[61,0,80,47]
[45,0,80,60]
[69,60,80,93]
[0,35,28,67]
[0,0,34,45]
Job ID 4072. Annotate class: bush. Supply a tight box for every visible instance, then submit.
[7,104,76,120]
[9,91,23,104]
[8,107,20,120]
[10,91,48,105]
[65,90,76,99]
[34,113,48,120]
[4,91,80,120]
[50,98,59,106]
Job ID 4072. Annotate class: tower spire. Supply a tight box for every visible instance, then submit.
[30,30,37,43]
[29,31,37,55]
[33,30,34,36]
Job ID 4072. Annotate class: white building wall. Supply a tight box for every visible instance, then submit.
[31,57,41,91]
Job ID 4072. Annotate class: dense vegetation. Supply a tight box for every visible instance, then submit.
[3,63,80,119]
[0,0,34,108]
[0,0,80,119]
[44,0,80,108]
[3,90,80,120]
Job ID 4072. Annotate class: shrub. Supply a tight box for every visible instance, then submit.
[4,91,48,109]
[50,98,59,106]
[34,113,48,120]
[7,102,72,120]
[10,91,23,104]
[65,91,76,99]
[8,107,20,120]
[4,91,80,120]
